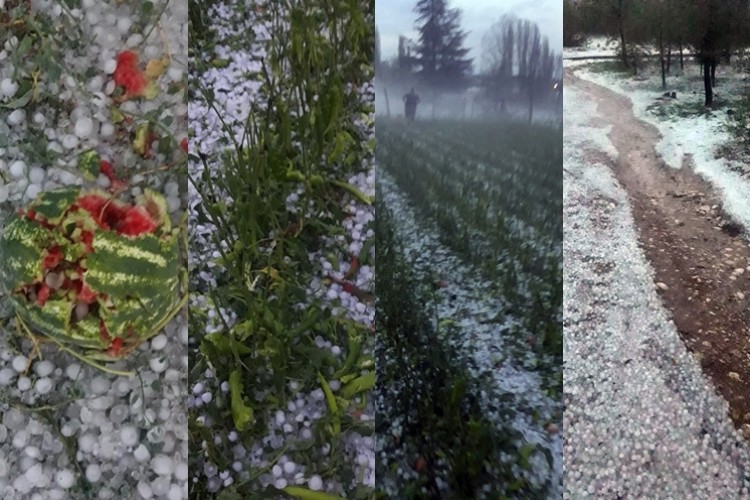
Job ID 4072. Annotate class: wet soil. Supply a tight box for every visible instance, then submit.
[565,68,750,438]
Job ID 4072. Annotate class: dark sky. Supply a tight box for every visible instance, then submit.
[377,0,563,72]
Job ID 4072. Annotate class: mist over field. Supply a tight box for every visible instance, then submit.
[376,0,563,124]
[374,83,561,123]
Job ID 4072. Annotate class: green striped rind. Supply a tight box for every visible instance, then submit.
[77,150,100,181]
[14,297,89,345]
[12,294,106,350]
[138,188,171,232]
[62,209,100,234]
[99,298,146,339]
[85,229,182,339]
[0,216,49,292]
[86,231,180,295]
[29,186,80,224]
[71,315,105,348]
[1,187,186,357]
[14,297,69,337]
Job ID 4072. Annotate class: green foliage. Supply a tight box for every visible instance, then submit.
[727,88,750,150]
[375,200,551,498]
[376,117,562,497]
[563,0,587,47]
[646,98,711,120]
[188,0,375,498]
[378,118,562,371]
[188,0,218,52]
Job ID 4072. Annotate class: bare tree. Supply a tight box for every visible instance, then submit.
[482,15,559,122]
[481,14,517,110]
[613,0,630,68]
[577,0,647,72]
[649,0,670,89]
[575,0,749,107]
[482,14,517,77]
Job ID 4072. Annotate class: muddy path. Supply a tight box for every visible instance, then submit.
[565,68,750,438]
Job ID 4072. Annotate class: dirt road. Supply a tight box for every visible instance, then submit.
[565,68,750,437]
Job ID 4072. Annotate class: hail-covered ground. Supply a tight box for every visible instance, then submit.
[563,62,750,497]
[375,117,562,498]
[571,55,750,229]
[376,172,562,498]
[187,1,374,498]
[0,1,188,499]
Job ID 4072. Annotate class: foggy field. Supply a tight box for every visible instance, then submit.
[375,117,563,498]
[374,85,562,124]
[378,118,562,264]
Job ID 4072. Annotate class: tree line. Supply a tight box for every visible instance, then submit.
[564,0,750,106]
[376,0,561,122]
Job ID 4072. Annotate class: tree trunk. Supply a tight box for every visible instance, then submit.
[703,59,713,107]
[659,29,666,89]
[616,0,629,69]
[619,23,629,68]
[660,54,666,89]
[679,37,684,70]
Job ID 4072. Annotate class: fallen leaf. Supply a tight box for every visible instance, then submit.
[145,56,169,79]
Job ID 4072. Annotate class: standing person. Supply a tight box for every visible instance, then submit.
[403,88,420,121]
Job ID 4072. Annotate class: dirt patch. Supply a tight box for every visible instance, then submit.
[566,69,750,437]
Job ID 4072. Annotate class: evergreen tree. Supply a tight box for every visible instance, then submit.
[413,0,473,91]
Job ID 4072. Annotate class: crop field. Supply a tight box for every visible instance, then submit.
[375,117,563,498]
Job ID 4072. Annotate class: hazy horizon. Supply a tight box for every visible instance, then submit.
[377,0,563,73]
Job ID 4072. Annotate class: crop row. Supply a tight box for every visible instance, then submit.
[380,121,560,310]
[377,119,563,377]
[381,119,562,238]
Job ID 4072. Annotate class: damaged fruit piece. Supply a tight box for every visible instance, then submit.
[0,187,186,374]
[112,50,162,100]
[113,50,147,97]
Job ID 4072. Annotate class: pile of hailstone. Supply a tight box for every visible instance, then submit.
[0,1,188,499]
[187,1,375,497]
